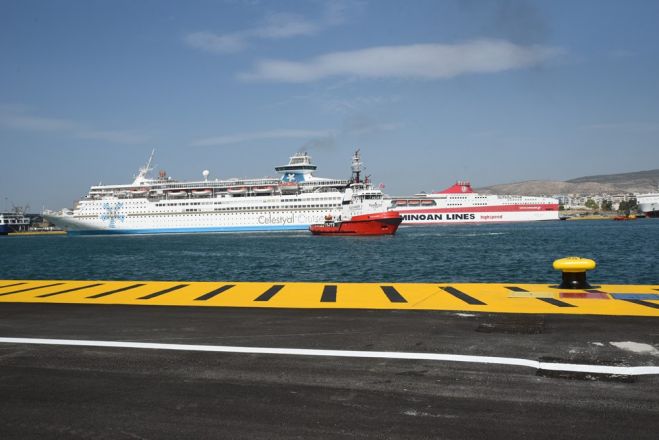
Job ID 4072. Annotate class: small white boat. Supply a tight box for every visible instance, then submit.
[227,186,247,195]
[130,188,149,196]
[167,190,188,198]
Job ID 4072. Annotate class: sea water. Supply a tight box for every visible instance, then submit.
[1,220,657,284]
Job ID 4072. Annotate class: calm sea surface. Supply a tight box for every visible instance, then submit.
[1,220,657,284]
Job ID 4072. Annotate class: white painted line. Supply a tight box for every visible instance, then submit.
[1,337,657,376]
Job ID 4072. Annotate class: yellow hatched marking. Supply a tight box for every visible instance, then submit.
[0,280,64,293]
[92,282,187,304]
[0,280,657,317]
[0,280,89,301]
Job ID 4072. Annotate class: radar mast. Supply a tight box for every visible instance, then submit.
[132,149,155,186]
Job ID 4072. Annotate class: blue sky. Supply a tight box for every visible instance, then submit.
[1,0,658,210]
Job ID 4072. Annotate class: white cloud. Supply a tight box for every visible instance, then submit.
[184,32,247,54]
[190,129,333,147]
[0,106,151,144]
[253,13,319,39]
[184,2,356,54]
[184,13,318,54]
[323,95,402,113]
[609,49,635,59]
[240,39,563,82]
[191,117,401,148]
[1,113,78,132]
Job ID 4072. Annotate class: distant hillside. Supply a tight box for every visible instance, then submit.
[566,169,659,192]
[477,169,659,196]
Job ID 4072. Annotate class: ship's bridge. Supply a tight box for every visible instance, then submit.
[275,152,318,183]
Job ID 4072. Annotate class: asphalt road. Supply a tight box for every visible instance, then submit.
[0,303,657,439]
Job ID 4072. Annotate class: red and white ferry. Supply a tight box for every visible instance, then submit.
[390,181,559,225]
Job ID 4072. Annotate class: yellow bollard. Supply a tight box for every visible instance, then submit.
[553,257,596,289]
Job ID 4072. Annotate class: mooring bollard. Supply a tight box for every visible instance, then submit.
[553,257,596,289]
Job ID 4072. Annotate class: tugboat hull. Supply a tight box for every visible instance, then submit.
[309,212,402,236]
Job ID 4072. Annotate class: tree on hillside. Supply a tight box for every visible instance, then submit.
[584,198,598,210]
[618,198,638,212]
[600,200,613,211]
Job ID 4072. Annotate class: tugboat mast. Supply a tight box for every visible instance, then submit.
[351,149,362,184]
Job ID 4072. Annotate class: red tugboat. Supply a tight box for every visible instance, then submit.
[309,149,401,236]
[309,211,402,236]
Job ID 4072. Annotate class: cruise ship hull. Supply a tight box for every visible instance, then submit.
[44,201,338,235]
[46,222,309,235]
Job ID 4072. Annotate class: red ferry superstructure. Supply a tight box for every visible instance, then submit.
[390,181,559,225]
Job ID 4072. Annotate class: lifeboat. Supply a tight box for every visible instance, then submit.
[407,199,421,206]
[279,182,299,193]
[253,186,274,194]
[393,200,407,207]
[309,211,402,236]
[130,188,149,196]
[227,186,247,195]
[167,190,188,198]
[192,189,213,197]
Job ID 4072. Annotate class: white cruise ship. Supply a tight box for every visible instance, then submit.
[391,181,559,225]
[44,150,385,235]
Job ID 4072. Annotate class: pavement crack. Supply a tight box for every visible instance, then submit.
[410,290,440,307]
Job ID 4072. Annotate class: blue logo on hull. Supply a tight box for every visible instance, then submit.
[99,202,126,228]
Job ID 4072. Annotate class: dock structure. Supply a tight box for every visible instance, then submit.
[0,279,657,316]
[1,272,658,439]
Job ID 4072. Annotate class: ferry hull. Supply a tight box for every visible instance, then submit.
[0,217,30,235]
[390,181,559,225]
[398,208,559,225]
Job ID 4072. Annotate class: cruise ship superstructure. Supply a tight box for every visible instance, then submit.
[391,181,559,224]
[45,151,382,235]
